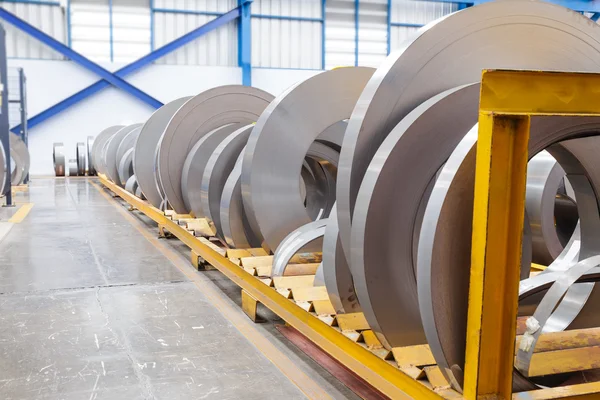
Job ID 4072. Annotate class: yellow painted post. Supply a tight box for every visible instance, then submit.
[463,112,530,399]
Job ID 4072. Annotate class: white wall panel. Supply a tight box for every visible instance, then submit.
[153,0,237,66]
[325,0,354,69]
[3,3,65,60]
[358,0,386,68]
[251,0,322,69]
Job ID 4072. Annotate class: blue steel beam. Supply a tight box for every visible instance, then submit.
[592,11,600,21]
[10,7,242,133]
[0,8,163,109]
[322,0,326,69]
[238,0,252,86]
[386,0,391,55]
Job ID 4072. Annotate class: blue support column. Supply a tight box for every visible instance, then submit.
[149,0,155,51]
[0,25,12,205]
[592,12,600,21]
[66,0,72,47]
[238,0,252,86]
[10,7,242,133]
[386,0,391,55]
[354,0,359,66]
[322,0,326,69]
[0,8,162,109]
[109,0,114,61]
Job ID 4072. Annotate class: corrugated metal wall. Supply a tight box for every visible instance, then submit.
[2,0,457,67]
[3,2,65,60]
[251,0,322,69]
[153,0,237,66]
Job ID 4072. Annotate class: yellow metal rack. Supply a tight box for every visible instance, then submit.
[99,69,600,400]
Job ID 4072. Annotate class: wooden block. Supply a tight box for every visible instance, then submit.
[290,252,322,264]
[258,278,273,287]
[362,330,393,360]
[291,286,329,302]
[186,219,215,237]
[248,248,269,257]
[392,345,436,368]
[296,301,314,312]
[227,249,253,258]
[255,265,273,277]
[229,257,241,266]
[318,315,336,326]
[336,313,370,331]
[284,263,320,276]
[342,330,362,342]
[423,366,450,390]
[400,366,425,380]
[528,345,600,377]
[243,266,257,276]
[273,275,314,290]
[276,288,292,299]
[313,299,336,316]
[516,327,600,353]
[173,213,192,221]
[241,255,273,269]
[198,237,226,257]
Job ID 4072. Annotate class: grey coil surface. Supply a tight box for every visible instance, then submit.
[104,124,142,186]
[87,136,96,176]
[118,148,135,187]
[337,0,600,265]
[53,142,65,177]
[76,142,86,176]
[200,125,253,240]
[271,219,328,277]
[134,97,192,208]
[92,125,124,176]
[242,67,374,252]
[158,86,274,213]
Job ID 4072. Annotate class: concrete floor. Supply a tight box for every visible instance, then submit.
[0,178,358,400]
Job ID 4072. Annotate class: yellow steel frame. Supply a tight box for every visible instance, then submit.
[98,70,600,400]
[465,69,600,400]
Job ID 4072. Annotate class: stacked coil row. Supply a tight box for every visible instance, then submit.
[89,0,600,392]
[53,137,96,177]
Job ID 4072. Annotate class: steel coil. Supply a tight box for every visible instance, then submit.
[157,86,274,213]
[134,97,192,208]
[76,142,86,176]
[53,142,65,177]
[103,124,142,186]
[92,125,124,176]
[87,136,96,176]
[242,67,374,252]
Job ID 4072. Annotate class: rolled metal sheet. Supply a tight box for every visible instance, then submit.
[350,84,480,348]
[337,0,600,264]
[271,219,328,277]
[316,120,347,150]
[200,124,253,239]
[116,127,141,178]
[314,263,325,287]
[181,124,243,216]
[0,140,5,194]
[68,159,78,177]
[104,124,142,186]
[220,148,262,249]
[527,151,574,265]
[53,142,65,177]
[323,205,361,315]
[87,136,96,176]
[118,148,135,187]
[135,187,145,200]
[10,134,29,185]
[92,125,124,176]
[417,118,600,391]
[242,68,374,252]
[76,142,86,176]
[125,174,137,194]
[134,97,192,208]
[158,86,274,213]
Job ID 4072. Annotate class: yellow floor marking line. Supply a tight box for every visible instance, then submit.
[8,203,34,223]
[91,181,333,400]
